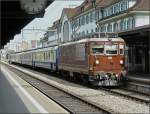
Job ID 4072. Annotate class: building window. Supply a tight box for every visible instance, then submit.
[95,28,98,32]
[121,0,128,11]
[79,18,81,26]
[81,6,84,12]
[100,25,106,32]
[131,17,135,28]
[81,16,85,25]
[82,31,85,37]
[99,9,102,19]
[86,14,89,24]
[120,19,127,31]
[114,23,118,32]
[92,0,96,7]
[90,12,94,22]
[126,17,135,29]
[86,30,89,34]
[107,24,112,32]
[114,4,120,14]
[76,19,79,27]
[102,9,107,18]
[110,7,113,15]
[127,19,130,29]
[113,6,116,14]
[79,32,81,37]
[95,10,99,21]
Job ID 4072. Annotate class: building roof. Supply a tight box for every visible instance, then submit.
[62,8,77,19]
[59,0,114,20]
[103,0,150,11]
[71,0,115,19]
[96,0,114,7]
[97,0,150,23]
[130,0,150,11]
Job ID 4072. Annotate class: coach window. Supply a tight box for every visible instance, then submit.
[47,51,49,60]
[34,53,36,60]
[48,51,51,60]
[92,45,104,54]
[46,51,49,60]
[46,52,48,60]
[42,52,45,60]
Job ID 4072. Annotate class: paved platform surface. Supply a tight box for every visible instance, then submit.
[127,73,150,79]
[127,73,150,84]
[2,61,149,114]
[0,63,69,114]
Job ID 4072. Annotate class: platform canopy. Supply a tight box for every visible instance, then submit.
[118,25,150,44]
[1,0,54,48]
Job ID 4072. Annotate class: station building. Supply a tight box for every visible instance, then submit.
[45,0,150,74]
[59,0,113,42]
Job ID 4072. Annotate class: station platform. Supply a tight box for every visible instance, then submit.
[127,73,150,79]
[125,73,150,95]
[0,63,69,114]
[127,73,150,84]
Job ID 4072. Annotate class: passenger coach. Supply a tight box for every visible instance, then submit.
[9,45,58,71]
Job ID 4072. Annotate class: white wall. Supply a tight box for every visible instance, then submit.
[70,9,99,40]
[61,14,71,42]
[134,14,150,27]
[129,0,136,8]
[76,21,97,34]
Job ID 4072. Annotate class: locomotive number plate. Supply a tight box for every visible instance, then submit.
[108,57,112,59]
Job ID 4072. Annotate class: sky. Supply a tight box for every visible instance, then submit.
[12,0,84,44]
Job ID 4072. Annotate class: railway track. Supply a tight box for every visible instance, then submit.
[5,64,112,114]
[4,62,150,105]
[99,87,150,105]
[18,64,150,104]
[2,62,150,113]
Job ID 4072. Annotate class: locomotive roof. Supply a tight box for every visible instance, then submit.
[60,38,124,46]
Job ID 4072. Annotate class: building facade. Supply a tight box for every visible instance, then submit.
[97,0,150,33]
[96,0,150,74]
[60,0,112,42]
[46,0,150,74]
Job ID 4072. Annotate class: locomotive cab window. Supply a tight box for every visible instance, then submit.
[92,45,104,54]
[119,44,124,55]
[105,44,118,55]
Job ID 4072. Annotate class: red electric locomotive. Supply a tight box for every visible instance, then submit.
[58,33,127,86]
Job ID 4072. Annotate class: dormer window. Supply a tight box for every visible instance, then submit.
[81,6,84,12]
[121,0,128,11]
[92,0,96,7]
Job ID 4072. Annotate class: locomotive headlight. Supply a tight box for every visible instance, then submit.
[116,74,119,77]
[105,74,108,78]
[95,60,99,64]
[120,60,123,65]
